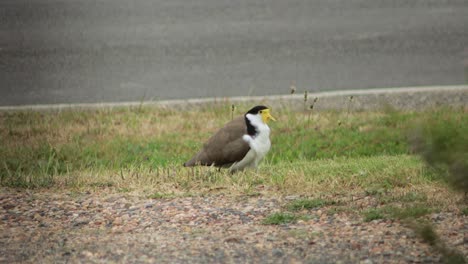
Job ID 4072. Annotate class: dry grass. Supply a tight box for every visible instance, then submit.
[0,104,466,212]
[1,104,466,263]
[40,155,463,211]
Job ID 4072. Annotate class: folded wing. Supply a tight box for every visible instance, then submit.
[184,117,250,167]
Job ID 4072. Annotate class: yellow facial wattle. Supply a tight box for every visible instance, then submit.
[261,109,276,123]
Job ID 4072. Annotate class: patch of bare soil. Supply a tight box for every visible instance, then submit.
[0,188,466,263]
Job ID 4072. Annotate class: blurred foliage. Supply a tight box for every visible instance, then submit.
[409,108,468,193]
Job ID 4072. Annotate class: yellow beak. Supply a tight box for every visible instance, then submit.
[261,109,277,123]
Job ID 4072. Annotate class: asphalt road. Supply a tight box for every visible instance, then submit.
[1,0,467,106]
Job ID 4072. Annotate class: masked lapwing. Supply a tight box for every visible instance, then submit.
[184,105,276,173]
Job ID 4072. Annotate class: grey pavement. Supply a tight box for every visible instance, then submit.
[1,85,466,112]
[1,0,467,106]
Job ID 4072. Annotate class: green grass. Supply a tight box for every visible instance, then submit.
[0,105,466,202]
[389,205,432,219]
[462,207,468,216]
[286,198,336,211]
[148,192,176,199]
[363,209,385,222]
[262,212,297,225]
[362,204,432,221]
[1,104,464,263]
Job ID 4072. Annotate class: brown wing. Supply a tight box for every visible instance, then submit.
[184,116,250,167]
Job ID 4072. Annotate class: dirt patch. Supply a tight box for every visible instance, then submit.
[1,188,466,263]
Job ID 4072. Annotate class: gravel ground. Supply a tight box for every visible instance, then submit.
[1,188,466,263]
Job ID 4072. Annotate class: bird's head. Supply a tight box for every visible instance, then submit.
[246,105,276,124]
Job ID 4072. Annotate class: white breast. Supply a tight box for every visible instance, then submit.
[229,113,271,172]
[245,123,271,163]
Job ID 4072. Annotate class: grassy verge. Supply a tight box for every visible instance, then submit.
[0,105,466,201]
[1,103,466,263]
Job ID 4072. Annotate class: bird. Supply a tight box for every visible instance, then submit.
[184,105,276,173]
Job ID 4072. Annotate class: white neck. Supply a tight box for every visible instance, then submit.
[245,113,270,137]
[241,113,272,168]
[246,114,270,140]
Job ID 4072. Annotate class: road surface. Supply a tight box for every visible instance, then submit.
[1,0,467,106]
